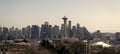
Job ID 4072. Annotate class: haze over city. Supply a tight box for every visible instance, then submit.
[0,0,120,32]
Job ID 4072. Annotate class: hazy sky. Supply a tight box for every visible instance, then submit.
[0,0,120,32]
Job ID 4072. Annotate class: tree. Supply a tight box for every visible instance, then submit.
[40,39,71,54]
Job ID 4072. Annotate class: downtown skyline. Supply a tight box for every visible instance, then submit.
[0,0,120,32]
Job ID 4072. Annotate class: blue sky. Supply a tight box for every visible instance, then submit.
[0,0,120,32]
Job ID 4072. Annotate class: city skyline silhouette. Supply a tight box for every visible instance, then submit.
[0,0,120,32]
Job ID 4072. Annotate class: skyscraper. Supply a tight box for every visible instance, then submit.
[52,25,59,38]
[14,28,22,39]
[82,26,90,40]
[0,27,4,40]
[25,26,31,39]
[0,27,2,36]
[31,25,40,39]
[2,27,9,40]
[59,24,64,38]
[22,28,26,38]
[68,20,71,29]
[7,27,15,40]
[41,22,52,38]
[76,23,81,38]
[67,20,72,37]
[72,26,77,37]
[3,27,8,36]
